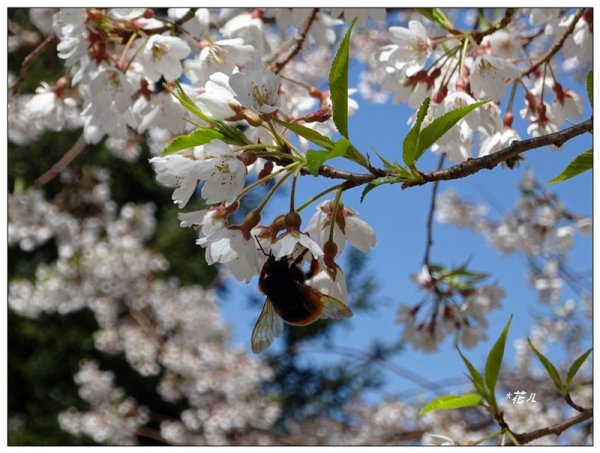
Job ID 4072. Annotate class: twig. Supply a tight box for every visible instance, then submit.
[472,8,516,44]
[423,155,445,268]
[402,118,593,188]
[294,343,448,393]
[11,34,57,95]
[521,8,586,78]
[510,407,593,444]
[34,135,87,188]
[264,119,591,192]
[272,9,319,74]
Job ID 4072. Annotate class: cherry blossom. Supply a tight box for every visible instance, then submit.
[140,35,191,82]
[229,62,281,115]
[470,54,520,101]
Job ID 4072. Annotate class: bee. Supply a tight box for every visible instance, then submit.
[251,251,353,353]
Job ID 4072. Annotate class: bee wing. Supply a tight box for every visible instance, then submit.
[320,294,353,319]
[251,298,283,354]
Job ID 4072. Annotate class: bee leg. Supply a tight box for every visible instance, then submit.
[291,246,310,267]
[304,256,321,279]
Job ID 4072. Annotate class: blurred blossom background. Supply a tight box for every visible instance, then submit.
[6,6,592,446]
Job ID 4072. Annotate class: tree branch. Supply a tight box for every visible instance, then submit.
[472,8,516,44]
[423,155,445,268]
[402,118,593,188]
[272,9,319,74]
[521,8,586,78]
[262,118,592,194]
[34,135,87,188]
[511,407,592,444]
[11,33,57,95]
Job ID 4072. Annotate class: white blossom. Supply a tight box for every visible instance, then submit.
[140,35,191,82]
[229,62,281,115]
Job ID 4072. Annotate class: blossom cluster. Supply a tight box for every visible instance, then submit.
[8,179,280,445]
[436,171,592,304]
[8,8,590,304]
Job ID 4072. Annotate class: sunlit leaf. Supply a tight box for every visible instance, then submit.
[274,119,335,150]
[484,315,512,407]
[162,128,225,156]
[415,100,490,162]
[547,149,592,185]
[566,348,592,387]
[403,97,431,167]
[329,18,357,139]
[528,338,564,395]
[420,394,481,415]
[360,176,403,202]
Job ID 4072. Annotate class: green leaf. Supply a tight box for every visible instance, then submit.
[274,119,335,150]
[547,149,592,185]
[457,347,488,401]
[420,394,481,415]
[566,348,592,387]
[415,8,454,31]
[360,176,403,202]
[484,315,512,407]
[170,81,217,126]
[305,139,351,176]
[415,100,491,162]
[329,18,357,139]
[403,97,431,167]
[587,71,593,105]
[528,338,564,395]
[162,128,225,156]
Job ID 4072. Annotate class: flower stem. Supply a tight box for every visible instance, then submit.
[296,182,346,213]
[255,164,300,214]
[237,163,295,200]
[328,186,344,243]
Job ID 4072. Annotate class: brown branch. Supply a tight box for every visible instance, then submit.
[145,8,197,35]
[272,9,319,74]
[11,34,57,96]
[510,407,592,444]
[521,8,586,78]
[402,118,593,188]
[34,135,87,188]
[472,8,516,44]
[423,155,445,268]
[264,120,591,193]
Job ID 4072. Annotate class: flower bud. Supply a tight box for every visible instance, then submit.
[323,240,338,270]
[238,150,258,166]
[258,160,274,180]
[503,112,514,129]
[285,211,302,230]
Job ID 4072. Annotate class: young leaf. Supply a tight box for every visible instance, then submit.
[162,128,225,156]
[360,175,403,202]
[415,8,454,31]
[415,100,491,162]
[587,70,593,105]
[457,347,488,401]
[329,18,357,139]
[547,149,592,185]
[420,394,481,415]
[566,348,592,387]
[170,81,217,126]
[403,97,431,167]
[305,139,351,176]
[528,338,564,395]
[274,119,335,150]
[484,315,512,406]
